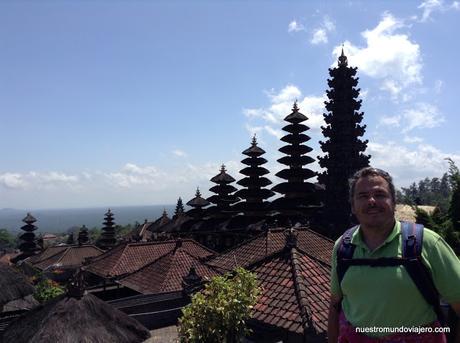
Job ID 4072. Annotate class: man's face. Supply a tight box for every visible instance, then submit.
[351,175,395,230]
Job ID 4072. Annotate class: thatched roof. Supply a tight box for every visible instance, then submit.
[0,264,34,307]
[395,204,436,223]
[1,293,150,343]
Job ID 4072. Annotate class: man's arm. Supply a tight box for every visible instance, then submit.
[328,294,342,343]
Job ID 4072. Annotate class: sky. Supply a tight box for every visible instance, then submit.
[1,0,459,209]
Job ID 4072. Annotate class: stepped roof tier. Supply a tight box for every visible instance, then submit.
[205,165,239,220]
[233,136,274,221]
[1,293,150,343]
[318,48,370,238]
[118,240,220,294]
[96,209,117,250]
[84,239,215,279]
[271,103,322,221]
[0,264,35,307]
[77,225,89,245]
[15,213,40,262]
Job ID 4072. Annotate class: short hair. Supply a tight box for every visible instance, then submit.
[348,167,396,205]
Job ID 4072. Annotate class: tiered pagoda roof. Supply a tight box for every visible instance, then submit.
[318,48,370,237]
[206,164,240,217]
[186,187,210,219]
[233,135,274,219]
[78,225,89,245]
[96,209,117,250]
[271,103,322,220]
[15,213,40,262]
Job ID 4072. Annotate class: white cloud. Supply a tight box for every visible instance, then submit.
[368,141,460,186]
[378,115,401,127]
[172,149,187,157]
[418,0,444,22]
[268,84,301,103]
[310,16,335,45]
[335,12,422,101]
[434,79,443,93]
[403,136,424,144]
[288,20,305,32]
[244,85,326,136]
[311,29,328,44]
[0,171,79,191]
[0,173,27,189]
[402,103,444,132]
[416,0,460,21]
[106,163,165,188]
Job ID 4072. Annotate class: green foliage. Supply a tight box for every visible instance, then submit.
[88,227,101,241]
[413,159,460,255]
[178,267,260,343]
[175,197,185,217]
[399,174,451,211]
[115,224,132,238]
[34,278,65,303]
[0,228,16,248]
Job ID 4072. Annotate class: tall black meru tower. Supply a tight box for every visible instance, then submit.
[232,135,275,225]
[14,213,40,262]
[96,209,117,250]
[271,102,322,225]
[318,49,370,238]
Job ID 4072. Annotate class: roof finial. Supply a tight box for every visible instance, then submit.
[251,134,257,147]
[195,187,201,197]
[292,100,299,112]
[338,44,348,67]
[220,164,226,173]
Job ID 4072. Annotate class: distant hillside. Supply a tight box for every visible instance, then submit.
[0,205,176,234]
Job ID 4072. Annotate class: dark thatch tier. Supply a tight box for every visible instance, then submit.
[0,264,35,307]
[1,293,150,343]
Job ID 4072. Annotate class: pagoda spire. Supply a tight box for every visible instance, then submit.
[318,47,370,238]
[96,209,117,250]
[271,102,321,223]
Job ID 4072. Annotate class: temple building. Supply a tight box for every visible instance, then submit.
[318,49,370,238]
[96,209,117,250]
[271,102,322,224]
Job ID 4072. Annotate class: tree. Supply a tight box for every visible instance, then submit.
[175,197,185,218]
[178,267,260,343]
[34,278,65,303]
[0,228,16,248]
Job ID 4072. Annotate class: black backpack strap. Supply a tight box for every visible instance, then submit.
[337,226,358,285]
[400,221,444,323]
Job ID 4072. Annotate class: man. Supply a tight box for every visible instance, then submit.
[328,167,460,342]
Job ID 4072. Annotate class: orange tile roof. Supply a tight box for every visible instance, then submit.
[251,246,330,336]
[29,245,104,271]
[85,239,215,278]
[119,247,220,294]
[207,227,333,272]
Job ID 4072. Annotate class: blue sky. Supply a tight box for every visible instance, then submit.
[1,0,459,209]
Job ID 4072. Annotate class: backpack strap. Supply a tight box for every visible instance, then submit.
[400,221,444,323]
[337,226,358,285]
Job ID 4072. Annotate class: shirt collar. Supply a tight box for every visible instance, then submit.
[352,220,400,250]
